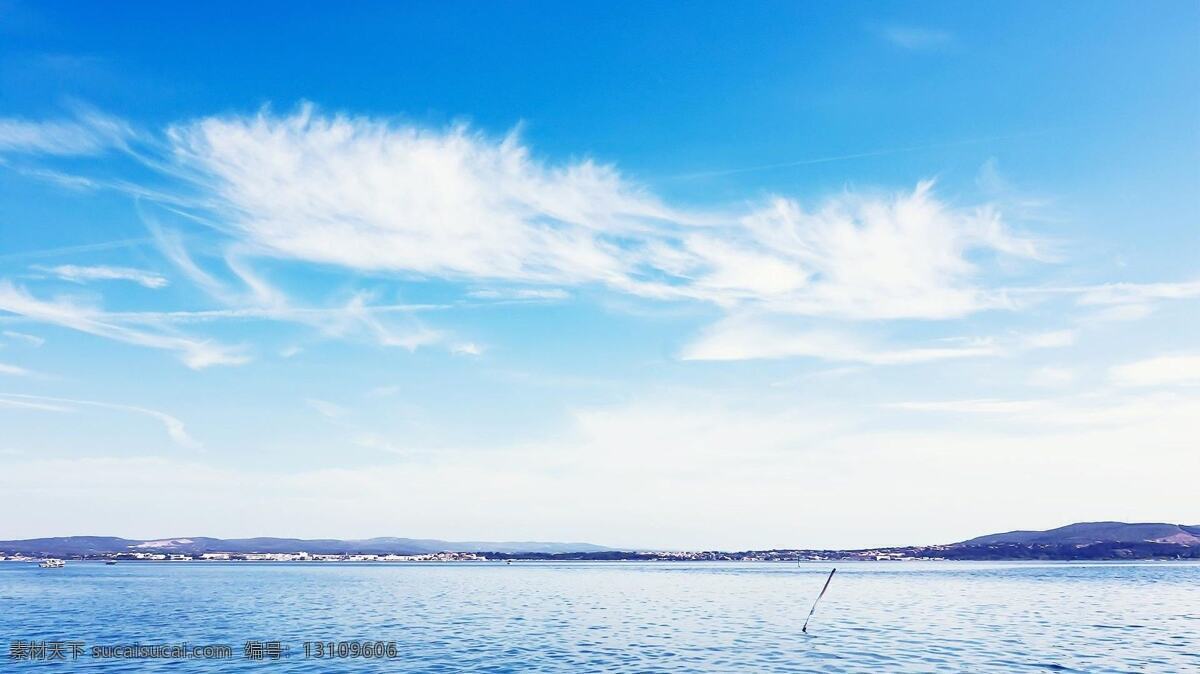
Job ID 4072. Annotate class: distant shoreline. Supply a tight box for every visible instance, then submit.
[5,543,1200,563]
[9,554,1200,563]
[4,523,1198,562]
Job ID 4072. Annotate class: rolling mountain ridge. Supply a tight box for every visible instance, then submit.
[957,521,1200,547]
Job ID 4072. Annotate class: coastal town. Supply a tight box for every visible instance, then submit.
[2,551,492,563]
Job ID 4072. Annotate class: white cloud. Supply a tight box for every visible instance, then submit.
[2,105,1197,547]
[1110,354,1200,387]
[135,409,198,448]
[0,393,199,448]
[16,105,1194,372]
[166,106,677,286]
[150,108,1053,366]
[0,281,247,369]
[8,106,1086,371]
[161,108,1043,322]
[0,110,132,155]
[724,182,1046,319]
[36,264,169,289]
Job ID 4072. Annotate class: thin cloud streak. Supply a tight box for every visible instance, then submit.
[0,392,200,448]
[0,281,248,369]
[2,330,45,347]
[0,362,35,377]
[0,238,154,263]
[0,110,133,156]
[143,219,465,354]
[34,264,169,289]
[680,318,1000,364]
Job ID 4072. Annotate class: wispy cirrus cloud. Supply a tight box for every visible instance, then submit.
[8,104,1196,368]
[1010,278,1200,323]
[34,264,169,289]
[0,392,199,448]
[145,219,468,355]
[5,106,1061,366]
[164,106,680,286]
[157,108,1045,323]
[0,238,154,263]
[467,288,570,301]
[0,396,72,412]
[0,281,247,369]
[679,315,999,364]
[719,182,1046,319]
[2,330,45,347]
[0,110,133,156]
[0,362,35,377]
[1076,280,1200,306]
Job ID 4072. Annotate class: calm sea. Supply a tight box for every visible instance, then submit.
[1,561,1196,672]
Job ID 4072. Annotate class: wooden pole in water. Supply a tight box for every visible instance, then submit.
[801,568,836,633]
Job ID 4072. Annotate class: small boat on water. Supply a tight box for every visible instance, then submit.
[105,561,117,565]
[38,559,65,568]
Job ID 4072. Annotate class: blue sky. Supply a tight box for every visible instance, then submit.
[1,1,1197,549]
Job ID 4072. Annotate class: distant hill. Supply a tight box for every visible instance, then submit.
[0,535,611,557]
[957,522,1200,547]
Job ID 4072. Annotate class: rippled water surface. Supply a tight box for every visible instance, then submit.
[2,561,1197,672]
